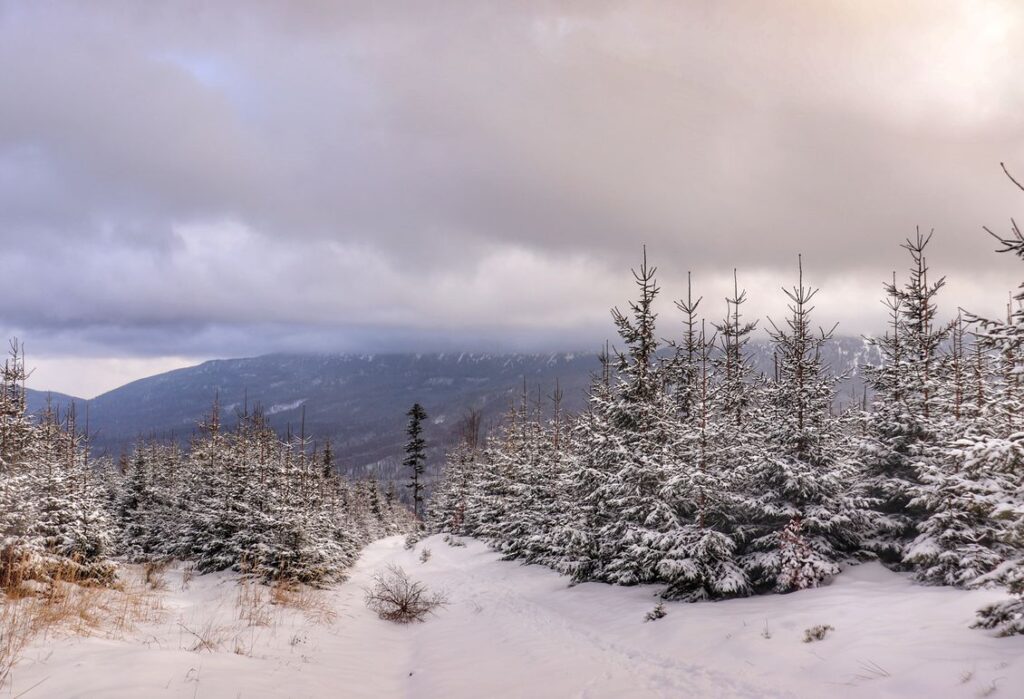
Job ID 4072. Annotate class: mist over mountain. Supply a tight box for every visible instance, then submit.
[25,337,881,483]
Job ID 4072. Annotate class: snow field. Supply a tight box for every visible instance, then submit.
[6,535,1023,699]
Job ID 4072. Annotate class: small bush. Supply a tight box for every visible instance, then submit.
[442,534,466,548]
[419,548,432,564]
[364,565,447,623]
[644,602,667,622]
[404,532,422,551]
[803,624,835,642]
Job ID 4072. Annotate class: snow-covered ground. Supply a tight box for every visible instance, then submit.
[6,535,1024,698]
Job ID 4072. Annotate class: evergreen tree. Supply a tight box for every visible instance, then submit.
[967,164,1024,633]
[564,250,679,585]
[659,312,749,601]
[404,403,428,521]
[859,231,953,564]
[429,411,483,535]
[740,257,862,592]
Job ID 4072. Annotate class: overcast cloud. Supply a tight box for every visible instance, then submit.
[2,1,1024,397]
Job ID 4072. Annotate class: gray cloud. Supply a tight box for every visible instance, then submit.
[3,0,1024,394]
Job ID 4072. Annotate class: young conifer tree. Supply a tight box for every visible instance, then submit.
[859,231,953,564]
[740,256,862,592]
[660,288,750,601]
[576,249,678,585]
[428,411,481,535]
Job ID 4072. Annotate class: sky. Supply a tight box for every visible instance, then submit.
[2,0,1024,398]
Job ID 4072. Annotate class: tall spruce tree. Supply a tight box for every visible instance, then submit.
[574,249,679,585]
[404,403,428,521]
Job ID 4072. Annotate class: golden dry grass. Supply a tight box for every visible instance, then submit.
[1,560,166,689]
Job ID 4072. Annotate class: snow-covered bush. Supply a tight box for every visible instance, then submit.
[803,624,835,642]
[644,602,666,622]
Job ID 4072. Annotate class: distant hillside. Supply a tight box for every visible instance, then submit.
[25,388,81,416]
[22,339,881,482]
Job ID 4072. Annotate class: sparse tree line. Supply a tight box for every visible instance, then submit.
[1,353,415,589]
[429,171,1024,637]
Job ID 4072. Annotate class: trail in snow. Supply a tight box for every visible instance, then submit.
[6,535,1024,698]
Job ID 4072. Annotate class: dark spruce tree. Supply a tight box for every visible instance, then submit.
[404,403,428,521]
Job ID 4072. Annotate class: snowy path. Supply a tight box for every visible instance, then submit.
[6,535,1024,698]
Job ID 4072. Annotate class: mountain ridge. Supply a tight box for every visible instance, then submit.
[24,339,881,481]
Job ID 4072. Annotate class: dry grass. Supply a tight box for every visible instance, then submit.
[1,561,166,689]
[143,560,171,591]
[235,575,337,628]
[0,600,32,689]
[180,562,196,591]
[270,580,337,626]
[236,576,273,628]
[178,618,227,653]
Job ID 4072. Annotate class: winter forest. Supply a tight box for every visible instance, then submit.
[4,169,1024,641]
[429,189,1024,636]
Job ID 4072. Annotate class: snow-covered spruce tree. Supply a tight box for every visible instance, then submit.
[966,165,1024,633]
[658,291,749,601]
[859,231,953,566]
[662,270,763,595]
[478,387,568,564]
[460,403,521,547]
[0,340,37,586]
[117,442,176,562]
[26,405,116,583]
[404,403,428,522]
[738,257,864,592]
[428,411,483,536]
[517,385,573,567]
[544,349,613,581]
[711,270,760,436]
[903,313,1009,587]
[1,341,116,586]
[559,250,679,585]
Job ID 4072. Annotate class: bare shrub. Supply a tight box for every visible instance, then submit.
[419,548,432,564]
[364,565,447,623]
